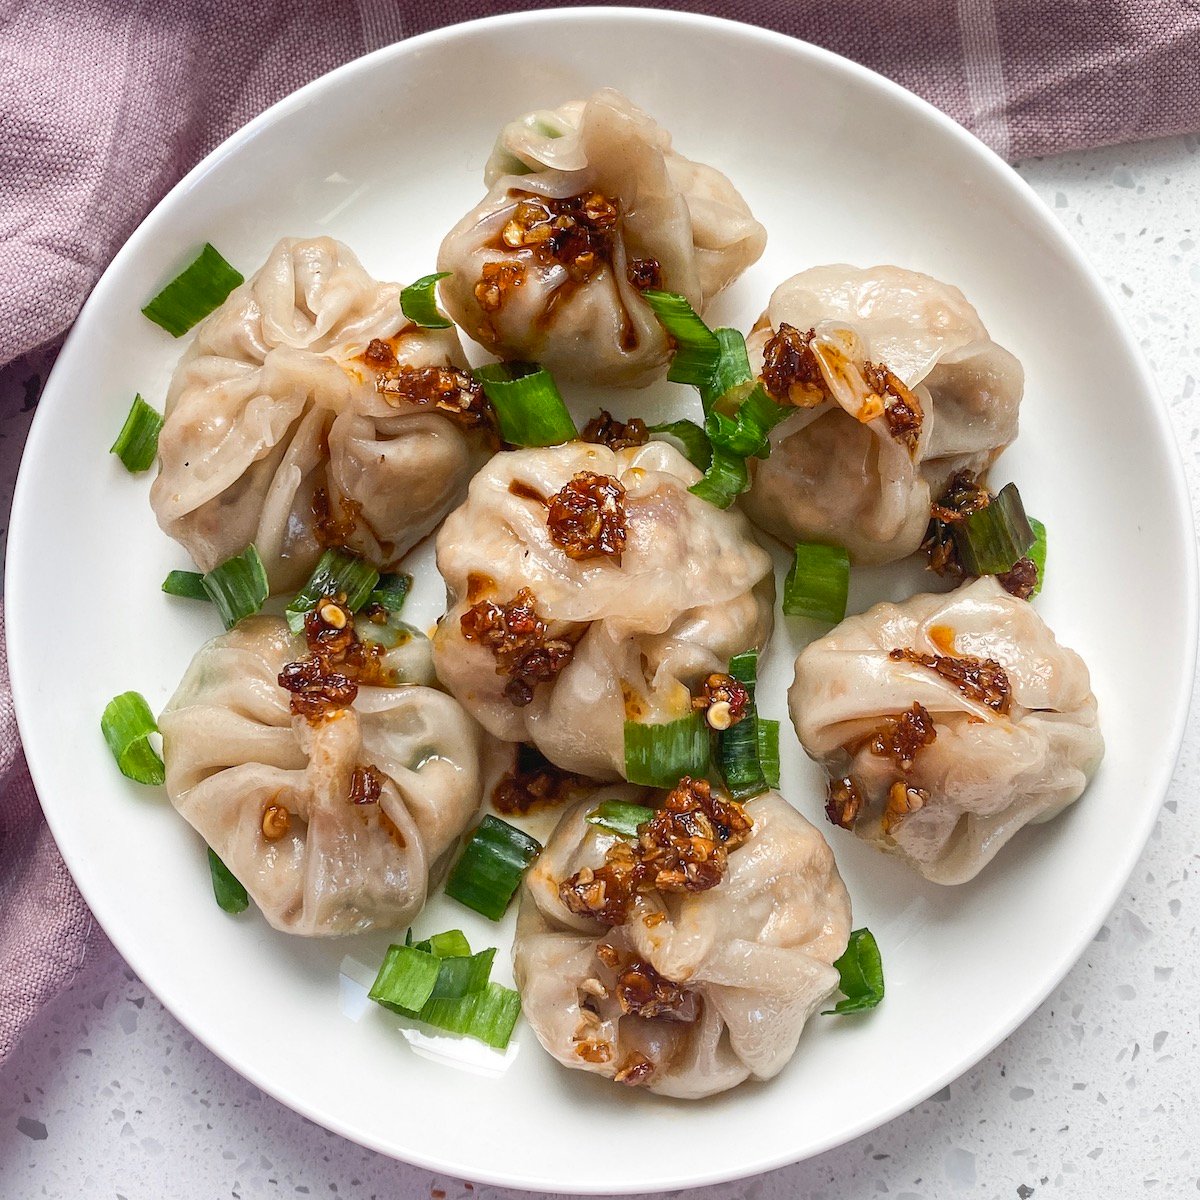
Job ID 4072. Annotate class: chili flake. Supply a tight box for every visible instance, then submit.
[626,258,663,291]
[375,363,491,429]
[491,743,592,815]
[277,597,392,720]
[580,410,649,451]
[311,489,361,550]
[349,765,385,806]
[692,672,750,731]
[460,587,576,706]
[868,702,937,769]
[882,780,929,835]
[863,361,924,452]
[558,777,753,926]
[501,191,620,283]
[760,323,829,408]
[997,556,1039,600]
[889,647,1012,714]
[826,776,864,830]
[546,472,628,563]
[475,260,526,312]
[615,959,698,1022]
[614,1052,655,1086]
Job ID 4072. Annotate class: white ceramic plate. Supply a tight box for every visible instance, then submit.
[8,8,1196,1192]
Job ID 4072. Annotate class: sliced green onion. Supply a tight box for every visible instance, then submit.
[700,327,754,412]
[624,712,710,787]
[370,931,518,1046]
[100,691,165,785]
[161,570,208,601]
[444,814,542,921]
[586,800,655,839]
[1028,517,1047,596]
[413,929,472,959]
[641,290,722,387]
[689,445,749,509]
[648,420,712,471]
[954,482,1035,577]
[415,982,521,1049]
[475,362,577,447]
[400,272,453,329]
[429,948,497,1000]
[368,572,412,614]
[207,848,249,914]
[369,944,442,1014]
[706,384,788,459]
[823,928,885,1015]
[109,395,163,473]
[783,542,850,623]
[285,549,380,633]
[757,719,781,789]
[141,243,244,337]
[716,651,768,801]
[202,545,269,630]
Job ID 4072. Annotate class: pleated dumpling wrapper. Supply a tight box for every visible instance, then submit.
[437,88,766,387]
[159,613,483,935]
[743,264,1024,564]
[151,236,492,592]
[790,577,1104,884]
[432,440,774,779]
[513,782,852,1098]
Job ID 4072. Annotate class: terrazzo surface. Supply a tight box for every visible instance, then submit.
[1,133,1198,1199]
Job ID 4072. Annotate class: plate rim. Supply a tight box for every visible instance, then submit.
[8,6,1198,1190]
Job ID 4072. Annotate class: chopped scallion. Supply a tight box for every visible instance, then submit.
[700,327,754,412]
[109,395,163,473]
[416,982,521,1049]
[475,362,577,447]
[100,691,165,786]
[369,930,521,1049]
[202,545,269,630]
[757,718,781,789]
[141,243,244,337]
[368,572,412,614]
[716,651,769,801]
[1028,517,1047,596]
[641,290,722,387]
[444,815,542,920]
[688,445,749,509]
[783,542,850,624]
[285,549,380,633]
[586,800,655,839]
[161,570,208,601]
[823,928,885,1015]
[624,712,710,787]
[648,420,712,471]
[400,272,453,329]
[413,929,472,959]
[207,848,249,914]
[705,384,788,459]
[369,944,442,1013]
[953,482,1035,577]
[429,948,497,1000]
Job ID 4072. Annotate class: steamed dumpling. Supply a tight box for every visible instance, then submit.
[513,783,852,1098]
[790,577,1103,884]
[742,265,1023,564]
[160,613,483,935]
[437,88,766,387]
[431,440,774,779]
[151,236,491,592]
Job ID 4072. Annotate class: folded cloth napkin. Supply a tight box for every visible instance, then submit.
[2,0,1198,1064]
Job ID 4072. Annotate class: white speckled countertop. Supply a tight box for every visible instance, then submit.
[1,133,1198,1200]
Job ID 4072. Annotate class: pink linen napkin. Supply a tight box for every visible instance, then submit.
[2,0,1198,1064]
